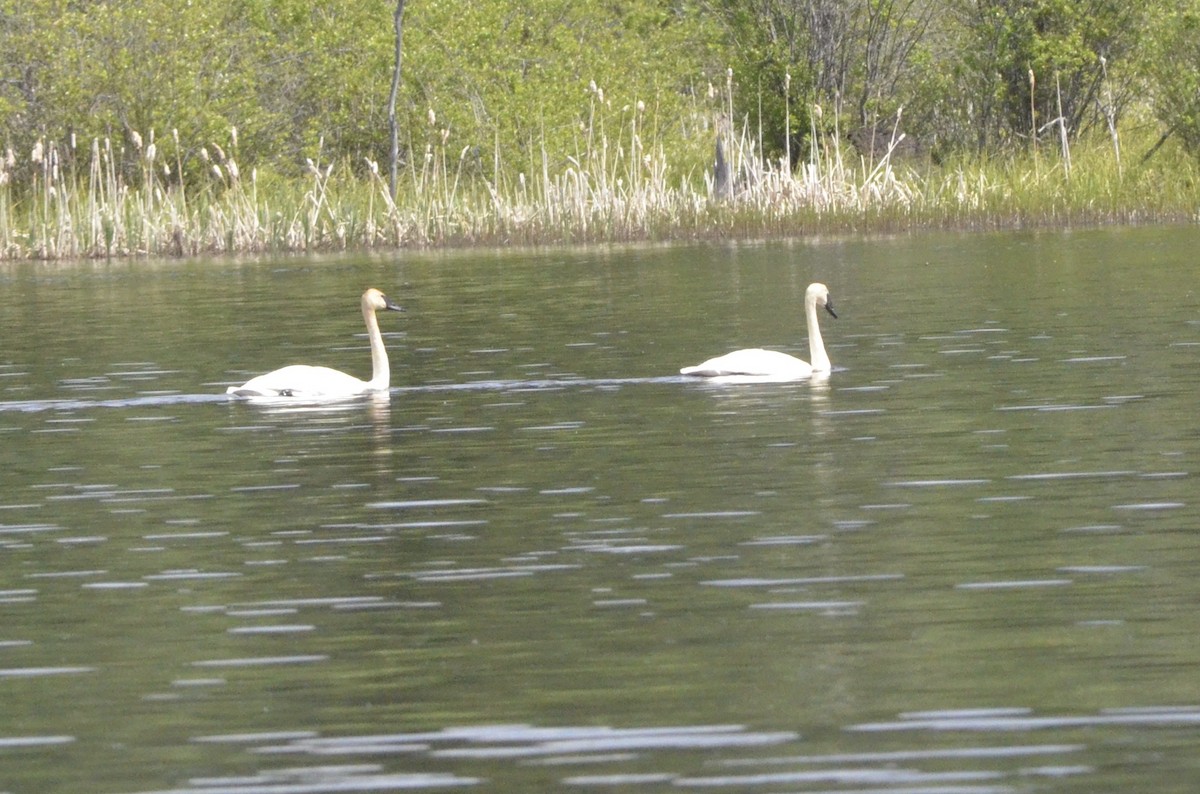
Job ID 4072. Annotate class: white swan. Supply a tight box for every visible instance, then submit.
[226,288,404,400]
[680,282,837,383]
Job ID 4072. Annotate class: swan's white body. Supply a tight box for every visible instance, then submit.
[681,282,837,383]
[226,288,404,400]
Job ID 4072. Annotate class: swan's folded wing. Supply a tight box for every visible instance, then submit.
[680,348,812,378]
[225,365,372,400]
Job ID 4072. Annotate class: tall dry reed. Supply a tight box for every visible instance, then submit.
[0,84,1193,261]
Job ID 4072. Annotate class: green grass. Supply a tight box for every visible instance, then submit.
[0,117,1196,261]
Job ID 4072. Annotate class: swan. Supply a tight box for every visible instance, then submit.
[680,282,837,383]
[226,288,404,400]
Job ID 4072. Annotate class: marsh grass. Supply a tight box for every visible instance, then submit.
[0,101,1197,260]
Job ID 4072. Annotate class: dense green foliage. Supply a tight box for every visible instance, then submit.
[0,0,723,181]
[4,0,1199,177]
[1,0,1200,260]
[1145,0,1200,153]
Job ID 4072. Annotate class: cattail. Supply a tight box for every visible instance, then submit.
[32,140,43,165]
[230,126,238,149]
[199,147,210,163]
[212,143,226,163]
[130,130,143,150]
[636,100,645,113]
[441,128,450,145]
[227,159,239,181]
[4,148,15,170]
[428,108,436,126]
[211,164,223,181]
[145,143,157,163]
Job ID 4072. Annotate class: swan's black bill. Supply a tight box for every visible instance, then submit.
[382,296,405,312]
[825,299,837,319]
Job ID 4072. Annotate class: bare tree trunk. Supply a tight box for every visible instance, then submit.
[387,0,407,201]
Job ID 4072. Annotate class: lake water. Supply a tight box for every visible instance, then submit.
[2,227,1200,792]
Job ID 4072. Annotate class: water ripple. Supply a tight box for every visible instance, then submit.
[704,574,903,587]
[850,706,1200,732]
[0,666,95,677]
[133,770,479,793]
[0,736,75,748]
[191,655,329,668]
[955,579,1072,591]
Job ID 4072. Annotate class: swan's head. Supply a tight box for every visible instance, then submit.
[363,287,405,314]
[807,282,837,319]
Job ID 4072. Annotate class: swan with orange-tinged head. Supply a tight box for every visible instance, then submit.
[226,288,404,400]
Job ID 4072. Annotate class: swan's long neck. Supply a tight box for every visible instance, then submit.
[806,295,831,372]
[363,299,390,390]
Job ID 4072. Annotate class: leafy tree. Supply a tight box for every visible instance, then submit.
[0,0,726,180]
[399,1,723,175]
[704,0,935,162]
[945,0,1146,151]
[0,0,275,180]
[1144,0,1200,154]
[1,0,1187,183]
